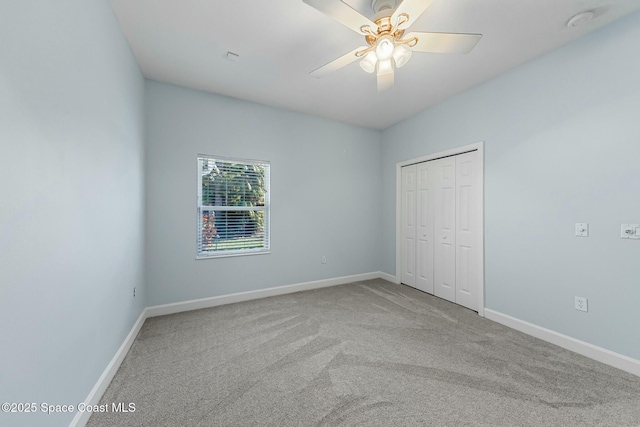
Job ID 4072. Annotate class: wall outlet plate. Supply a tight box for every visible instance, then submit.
[575,223,589,237]
[621,224,640,239]
[575,296,588,312]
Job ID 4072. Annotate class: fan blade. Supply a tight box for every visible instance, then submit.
[392,0,436,29]
[310,46,368,78]
[376,59,394,92]
[303,0,377,34]
[406,32,482,54]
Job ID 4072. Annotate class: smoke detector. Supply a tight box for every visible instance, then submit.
[567,10,595,28]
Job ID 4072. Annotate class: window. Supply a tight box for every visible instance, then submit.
[197,155,270,258]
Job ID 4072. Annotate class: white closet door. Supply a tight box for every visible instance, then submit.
[401,165,417,287]
[416,162,434,294]
[455,151,480,311]
[433,157,456,303]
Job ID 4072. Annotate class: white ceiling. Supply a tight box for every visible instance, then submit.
[109,0,640,130]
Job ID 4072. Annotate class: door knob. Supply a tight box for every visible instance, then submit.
[423,233,427,237]
[442,236,447,239]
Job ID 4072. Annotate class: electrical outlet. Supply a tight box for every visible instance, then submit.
[133,287,136,298]
[321,256,327,264]
[574,296,588,312]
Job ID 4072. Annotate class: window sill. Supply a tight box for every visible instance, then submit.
[196,250,271,260]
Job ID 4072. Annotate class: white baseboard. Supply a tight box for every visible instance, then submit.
[484,309,640,378]
[146,272,386,318]
[69,309,148,427]
[378,271,400,284]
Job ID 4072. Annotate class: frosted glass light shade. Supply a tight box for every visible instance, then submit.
[375,36,395,61]
[359,51,378,73]
[393,44,412,68]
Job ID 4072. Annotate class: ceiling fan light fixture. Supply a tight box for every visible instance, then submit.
[303,0,483,91]
[360,51,378,73]
[393,44,412,68]
[375,36,395,61]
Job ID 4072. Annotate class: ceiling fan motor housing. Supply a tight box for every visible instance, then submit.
[372,0,397,13]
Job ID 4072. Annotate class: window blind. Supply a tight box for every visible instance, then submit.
[197,155,270,258]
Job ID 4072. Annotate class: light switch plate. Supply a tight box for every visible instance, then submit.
[621,224,640,239]
[575,223,589,237]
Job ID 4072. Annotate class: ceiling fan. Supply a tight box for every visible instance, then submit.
[303,0,482,91]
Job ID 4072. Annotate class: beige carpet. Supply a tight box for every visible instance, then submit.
[88,279,640,426]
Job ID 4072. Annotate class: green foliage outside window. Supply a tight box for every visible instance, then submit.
[201,160,267,240]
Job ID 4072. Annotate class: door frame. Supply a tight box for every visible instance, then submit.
[395,141,485,317]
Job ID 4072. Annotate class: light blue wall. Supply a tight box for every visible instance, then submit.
[145,81,382,306]
[0,1,145,426]
[381,12,640,360]
[1,3,638,424]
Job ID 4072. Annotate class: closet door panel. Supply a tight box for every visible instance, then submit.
[401,165,417,287]
[433,157,456,303]
[455,151,480,310]
[416,162,434,294]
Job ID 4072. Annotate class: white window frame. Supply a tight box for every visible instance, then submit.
[196,155,270,259]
